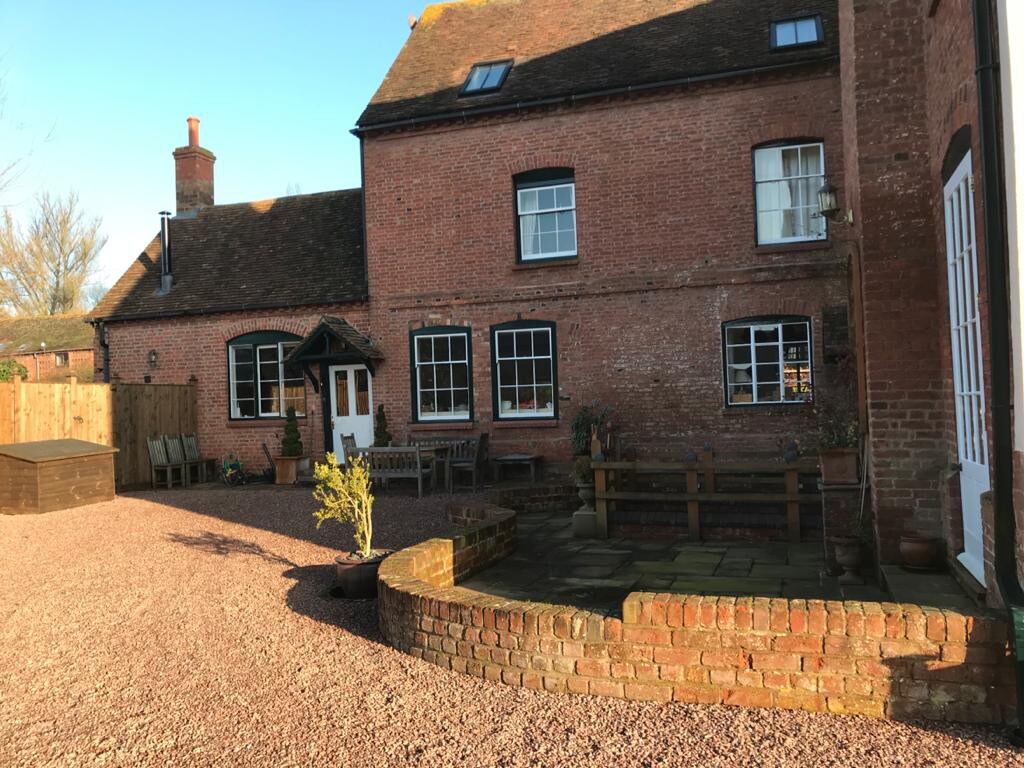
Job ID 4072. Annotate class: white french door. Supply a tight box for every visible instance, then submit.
[328,365,374,460]
[943,151,989,585]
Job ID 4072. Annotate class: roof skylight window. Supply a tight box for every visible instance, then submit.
[461,60,512,95]
[771,16,823,49]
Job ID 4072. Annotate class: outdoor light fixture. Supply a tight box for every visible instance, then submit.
[817,180,841,220]
[148,350,158,368]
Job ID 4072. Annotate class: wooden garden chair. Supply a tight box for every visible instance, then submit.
[340,433,358,464]
[147,436,185,489]
[163,435,195,488]
[181,433,212,483]
[449,433,488,492]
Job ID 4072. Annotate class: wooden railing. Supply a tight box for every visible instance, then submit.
[591,439,820,542]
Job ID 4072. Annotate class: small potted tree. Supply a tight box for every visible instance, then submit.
[570,401,612,537]
[815,393,859,485]
[275,406,304,485]
[313,453,390,598]
[374,404,392,447]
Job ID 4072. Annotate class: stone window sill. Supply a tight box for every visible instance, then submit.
[408,421,477,432]
[754,241,831,256]
[493,419,560,429]
[512,258,579,271]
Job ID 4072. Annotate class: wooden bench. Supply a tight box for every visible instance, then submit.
[351,446,434,498]
[147,436,186,489]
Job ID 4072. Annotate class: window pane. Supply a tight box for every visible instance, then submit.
[537,187,556,210]
[465,67,488,91]
[335,370,350,417]
[754,147,782,182]
[534,357,552,385]
[729,384,754,404]
[783,322,809,342]
[537,212,557,233]
[775,21,796,46]
[727,345,751,365]
[431,336,449,362]
[726,326,750,345]
[497,359,515,386]
[354,368,370,416]
[420,391,436,415]
[796,18,819,43]
[417,337,432,362]
[756,181,782,211]
[453,389,470,412]
[800,146,822,175]
[728,365,753,385]
[756,364,781,383]
[539,233,557,254]
[555,185,573,208]
[451,334,467,361]
[436,364,452,388]
[499,387,517,412]
[436,390,452,414]
[516,359,535,386]
[235,399,256,418]
[234,362,254,382]
[753,326,779,343]
[482,63,506,89]
[235,382,255,401]
[537,386,554,411]
[519,189,538,213]
[232,346,253,364]
[514,331,533,357]
[781,147,801,177]
[517,387,535,410]
[534,330,551,357]
[419,364,436,389]
[452,362,468,388]
[757,384,782,402]
[497,332,515,358]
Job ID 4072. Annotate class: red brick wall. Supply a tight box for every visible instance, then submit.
[101,305,368,469]
[1,349,94,383]
[378,504,1016,723]
[362,70,852,462]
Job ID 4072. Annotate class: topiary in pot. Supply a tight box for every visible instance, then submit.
[814,393,860,485]
[274,406,304,484]
[373,404,393,447]
[312,453,391,598]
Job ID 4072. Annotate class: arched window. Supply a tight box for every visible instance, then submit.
[227,331,304,419]
[723,317,812,406]
[514,168,577,262]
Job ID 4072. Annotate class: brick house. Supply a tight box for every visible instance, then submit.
[0,314,94,382]
[91,0,1022,613]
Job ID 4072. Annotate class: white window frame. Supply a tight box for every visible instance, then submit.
[724,319,812,406]
[413,330,472,422]
[517,181,577,261]
[493,325,556,419]
[771,16,823,49]
[229,340,304,420]
[754,142,827,245]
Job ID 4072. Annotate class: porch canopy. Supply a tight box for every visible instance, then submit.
[286,316,384,391]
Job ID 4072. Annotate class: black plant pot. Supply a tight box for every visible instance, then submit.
[334,550,393,599]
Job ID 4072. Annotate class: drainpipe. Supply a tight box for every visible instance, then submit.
[97,321,110,384]
[972,0,1024,738]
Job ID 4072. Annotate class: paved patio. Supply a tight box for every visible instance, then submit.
[462,510,975,614]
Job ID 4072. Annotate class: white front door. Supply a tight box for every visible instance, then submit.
[328,364,374,459]
[944,151,989,585]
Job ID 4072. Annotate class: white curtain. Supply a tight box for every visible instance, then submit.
[755,148,791,242]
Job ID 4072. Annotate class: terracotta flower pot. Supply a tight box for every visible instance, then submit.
[899,535,940,571]
[819,448,858,485]
[334,550,393,599]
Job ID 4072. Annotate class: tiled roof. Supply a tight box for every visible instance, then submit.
[358,0,839,129]
[287,316,384,365]
[91,189,366,322]
[0,314,93,354]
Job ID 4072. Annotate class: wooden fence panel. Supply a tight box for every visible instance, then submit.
[0,377,196,490]
[110,383,197,488]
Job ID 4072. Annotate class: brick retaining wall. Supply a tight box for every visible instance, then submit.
[491,485,576,514]
[377,505,1016,724]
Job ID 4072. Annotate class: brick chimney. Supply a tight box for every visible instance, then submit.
[172,116,215,215]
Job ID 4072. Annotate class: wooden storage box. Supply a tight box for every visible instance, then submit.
[0,439,118,515]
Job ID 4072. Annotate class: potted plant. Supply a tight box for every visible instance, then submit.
[899,534,942,570]
[570,400,613,457]
[814,393,859,485]
[569,401,611,538]
[312,453,391,598]
[573,455,595,506]
[275,406,304,484]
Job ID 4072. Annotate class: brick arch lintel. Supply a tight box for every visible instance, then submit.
[505,153,579,177]
[219,316,315,344]
[748,118,828,147]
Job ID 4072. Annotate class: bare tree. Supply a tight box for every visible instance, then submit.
[0,192,107,315]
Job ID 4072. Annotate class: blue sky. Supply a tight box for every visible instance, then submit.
[0,1,418,288]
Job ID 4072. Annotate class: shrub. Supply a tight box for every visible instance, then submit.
[814,392,859,449]
[374,404,392,447]
[572,455,593,484]
[569,400,613,455]
[312,453,375,558]
[280,406,303,457]
[0,359,28,382]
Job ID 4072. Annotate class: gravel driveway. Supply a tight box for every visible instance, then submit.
[1,487,1021,767]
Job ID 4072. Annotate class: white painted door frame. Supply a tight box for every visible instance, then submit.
[327,364,374,460]
[944,150,990,585]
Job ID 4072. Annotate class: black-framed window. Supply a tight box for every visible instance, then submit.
[461,60,512,95]
[723,317,812,406]
[410,326,472,422]
[227,331,304,419]
[491,320,557,419]
[515,169,577,262]
[754,141,826,245]
[770,16,823,49]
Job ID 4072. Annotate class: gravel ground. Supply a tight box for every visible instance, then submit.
[1,487,1022,768]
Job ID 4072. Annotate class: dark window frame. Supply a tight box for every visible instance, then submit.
[460,59,513,96]
[513,168,578,264]
[490,319,559,421]
[226,330,305,421]
[770,14,824,50]
[408,325,474,424]
[54,351,69,368]
[721,315,814,408]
